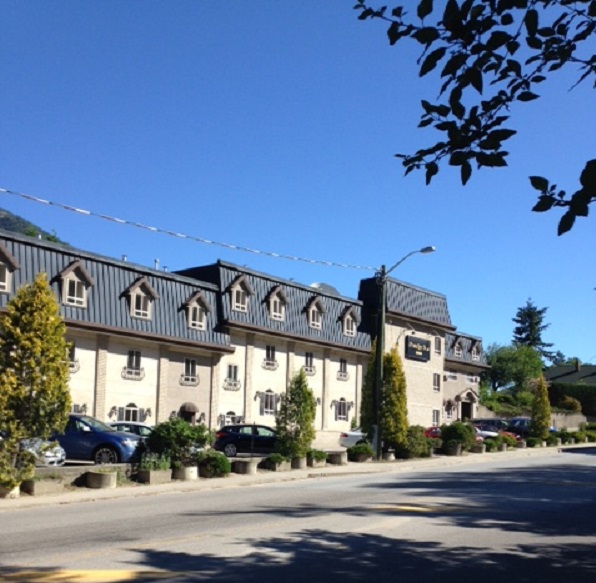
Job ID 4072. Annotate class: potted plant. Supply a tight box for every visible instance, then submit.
[261,453,291,472]
[86,468,118,489]
[347,442,374,462]
[0,437,35,499]
[439,422,476,456]
[171,449,199,481]
[137,452,172,484]
[197,450,231,478]
[306,449,327,468]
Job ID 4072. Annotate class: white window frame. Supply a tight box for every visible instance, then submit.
[454,343,463,357]
[434,336,441,355]
[232,287,248,312]
[68,342,80,373]
[303,351,316,376]
[123,350,144,380]
[0,263,12,293]
[336,398,348,421]
[343,315,356,337]
[432,409,440,426]
[188,303,206,330]
[118,403,140,422]
[224,364,241,390]
[132,291,151,319]
[337,359,349,381]
[263,345,278,370]
[263,390,276,416]
[471,346,480,361]
[181,357,198,385]
[309,306,322,329]
[433,373,441,392]
[270,296,285,321]
[64,275,87,307]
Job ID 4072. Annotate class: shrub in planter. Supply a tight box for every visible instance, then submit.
[440,422,476,452]
[585,431,596,443]
[442,439,463,456]
[139,452,171,471]
[501,434,517,448]
[197,450,230,478]
[347,443,374,461]
[546,434,559,447]
[306,449,327,466]
[526,437,543,448]
[394,425,431,459]
[0,438,36,493]
[483,438,499,452]
[571,431,586,443]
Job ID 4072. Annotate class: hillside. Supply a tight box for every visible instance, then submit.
[0,208,67,244]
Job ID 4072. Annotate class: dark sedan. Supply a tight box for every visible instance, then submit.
[213,424,277,457]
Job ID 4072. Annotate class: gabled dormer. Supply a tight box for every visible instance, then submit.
[452,336,463,358]
[59,260,94,308]
[470,340,482,361]
[306,296,325,330]
[266,285,288,321]
[228,274,253,313]
[340,305,359,338]
[184,291,211,331]
[125,276,158,320]
[0,242,19,294]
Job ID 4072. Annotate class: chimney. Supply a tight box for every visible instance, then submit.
[575,358,581,372]
[154,258,159,270]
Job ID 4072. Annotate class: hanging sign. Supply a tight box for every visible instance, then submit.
[405,336,431,362]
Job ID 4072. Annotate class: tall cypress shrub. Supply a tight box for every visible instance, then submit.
[530,375,552,440]
[380,347,408,452]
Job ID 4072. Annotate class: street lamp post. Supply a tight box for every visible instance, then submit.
[372,246,436,460]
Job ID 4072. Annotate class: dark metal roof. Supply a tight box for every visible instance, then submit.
[444,332,488,367]
[358,276,454,330]
[0,230,231,351]
[544,365,596,385]
[176,260,371,352]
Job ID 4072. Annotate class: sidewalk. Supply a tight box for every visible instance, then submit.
[2,444,589,511]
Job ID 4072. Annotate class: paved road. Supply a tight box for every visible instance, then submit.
[1,448,595,582]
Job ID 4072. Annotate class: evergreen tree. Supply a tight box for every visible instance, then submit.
[0,274,71,488]
[512,298,554,362]
[359,339,377,439]
[379,347,408,452]
[275,369,316,459]
[530,375,552,440]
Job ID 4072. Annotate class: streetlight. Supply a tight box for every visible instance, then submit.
[372,245,436,460]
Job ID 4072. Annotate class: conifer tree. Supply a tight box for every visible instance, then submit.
[359,339,377,438]
[379,347,408,451]
[530,375,552,440]
[275,369,316,458]
[0,273,71,487]
[512,298,554,362]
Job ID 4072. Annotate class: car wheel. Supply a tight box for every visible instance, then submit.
[94,446,119,464]
[223,443,237,457]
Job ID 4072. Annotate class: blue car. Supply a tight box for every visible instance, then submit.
[56,414,143,464]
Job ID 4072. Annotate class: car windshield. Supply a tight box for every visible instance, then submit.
[78,415,116,432]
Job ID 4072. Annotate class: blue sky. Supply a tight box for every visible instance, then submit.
[1,1,595,363]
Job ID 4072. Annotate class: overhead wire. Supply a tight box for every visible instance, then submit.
[0,186,377,272]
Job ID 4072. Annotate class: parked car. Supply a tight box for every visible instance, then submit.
[213,424,277,457]
[55,414,143,464]
[0,431,66,467]
[472,425,499,439]
[474,423,520,441]
[339,427,368,448]
[108,421,153,439]
[424,426,441,439]
[470,418,510,430]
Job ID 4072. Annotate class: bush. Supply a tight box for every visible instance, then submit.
[500,434,517,448]
[483,438,499,452]
[558,395,582,413]
[526,437,543,448]
[556,430,574,444]
[146,418,212,467]
[585,431,596,443]
[197,450,230,478]
[394,425,432,459]
[264,453,290,466]
[440,422,476,452]
[307,449,327,462]
[347,443,374,461]
[139,452,170,471]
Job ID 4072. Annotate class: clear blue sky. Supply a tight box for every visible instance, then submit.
[1,1,595,363]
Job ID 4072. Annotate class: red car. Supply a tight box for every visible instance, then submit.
[424,426,441,438]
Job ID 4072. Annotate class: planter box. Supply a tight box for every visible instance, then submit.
[291,457,307,470]
[516,440,527,449]
[444,443,462,457]
[0,485,20,499]
[471,444,486,454]
[137,469,172,485]
[172,466,198,481]
[232,459,260,475]
[260,460,291,472]
[307,458,327,468]
[498,443,508,452]
[349,453,372,463]
[327,451,348,466]
[21,478,66,496]
[86,471,117,489]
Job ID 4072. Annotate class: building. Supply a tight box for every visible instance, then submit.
[0,229,488,438]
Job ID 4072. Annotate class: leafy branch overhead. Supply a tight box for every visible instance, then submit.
[354,0,595,234]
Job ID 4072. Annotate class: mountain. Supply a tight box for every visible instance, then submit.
[0,208,67,244]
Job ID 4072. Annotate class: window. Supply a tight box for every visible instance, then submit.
[262,345,278,370]
[224,364,240,390]
[118,403,140,422]
[233,288,248,312]
[181,358,199,386]
[64,276,86,307]
[303,352,315,375]
[434,337,441,355]
[446,406,453,419]
[263,390,276,415]
[467,373,478,383]
[0,263,12,293]
[271,297,285,320]
[122,350,144,380]
[188,304,206,330]
[433,373,441,392]
[344,316,356,337]
[432,409,440,426]
[133,292,151,319]
[337,359,349,381]
[471,346,480,361]
[68,342,79,373]
[447,370,458,380]
[454,343,463,357]
[336,398,348,421]
[309,307,322,329]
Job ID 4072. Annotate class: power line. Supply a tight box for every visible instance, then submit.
[1,186,377,272]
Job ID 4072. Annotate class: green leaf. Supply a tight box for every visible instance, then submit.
[449,151,467,166]
[443,0,460,29]
[466,67,483,94]
[526,36,543,50]
[441,52,467,77]
[420,46,447,76]
[557,211,575,236]
[579,159,596,190]
[461,161,472,185]
[487,129,517,142]
[532,195,555,212]
[486,31,511,50]
[449,87,465,119]
[501,13,513,26]
[525,9,539,37]
[417,0,433,19]
[413,27,440,44]
[418,118,434,127]
[537,27,555,38]
[477,152,507,167]
[529,176,549,192]
[387,22,400,45]
[425,161,439,185]
[517,91,539,102]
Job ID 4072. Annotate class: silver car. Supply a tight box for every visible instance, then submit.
[21,438,67,467]
[339,427,368,448]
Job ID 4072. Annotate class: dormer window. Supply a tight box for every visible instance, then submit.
[59,260,93,308]
[454,342,463,358]
[125,276,158,320]
[0,242,19,294]
[471,345,480,361]
[185,291,211,331]
[307,297,325,330]
[267,286,288,322]
[340,306,359,338]
[229,275,253,313]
